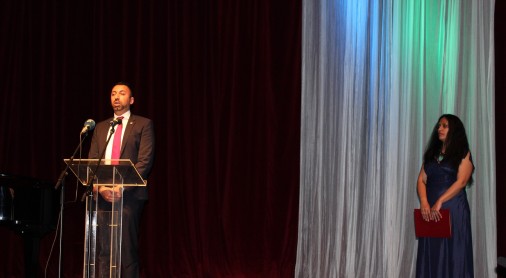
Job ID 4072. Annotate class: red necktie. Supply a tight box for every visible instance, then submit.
[111,116,124,163]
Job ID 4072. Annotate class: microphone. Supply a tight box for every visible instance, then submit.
[110,117,123,126]
[80,119,96,135]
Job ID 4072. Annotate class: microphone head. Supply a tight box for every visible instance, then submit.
[110,118,123,126]
[84,119,96,130]
[80,119,96,135]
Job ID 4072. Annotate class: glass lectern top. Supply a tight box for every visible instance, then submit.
[64,159,146,187]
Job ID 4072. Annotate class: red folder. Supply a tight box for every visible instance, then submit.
[414,209,452,238]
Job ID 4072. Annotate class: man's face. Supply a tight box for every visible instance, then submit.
[110,85,134,115]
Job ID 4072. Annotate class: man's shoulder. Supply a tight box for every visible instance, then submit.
[95,114,152,128]
[130,114,152,125]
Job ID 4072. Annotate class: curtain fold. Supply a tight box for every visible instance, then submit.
[297,0,496,277]
[0,0,301,276]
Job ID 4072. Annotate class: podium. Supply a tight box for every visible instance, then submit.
[64,159,146,278]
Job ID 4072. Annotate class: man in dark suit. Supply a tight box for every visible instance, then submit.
[88,82,155,277]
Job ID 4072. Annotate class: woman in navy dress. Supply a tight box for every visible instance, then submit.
[416,114,474,278]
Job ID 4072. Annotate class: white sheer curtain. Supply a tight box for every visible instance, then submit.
[296,0,496,277]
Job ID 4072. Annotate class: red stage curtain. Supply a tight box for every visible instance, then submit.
[0,0,301,277]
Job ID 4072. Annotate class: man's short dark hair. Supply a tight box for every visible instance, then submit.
[114,81,134,97]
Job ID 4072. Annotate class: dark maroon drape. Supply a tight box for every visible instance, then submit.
[496,3,506,277]
[0,0,301,277]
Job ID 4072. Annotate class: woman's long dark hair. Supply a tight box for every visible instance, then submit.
[423,114,474,183]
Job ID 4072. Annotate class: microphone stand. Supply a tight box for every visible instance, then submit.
[55,131,91,190]
[54,130,91,278]
[83,121,119,278]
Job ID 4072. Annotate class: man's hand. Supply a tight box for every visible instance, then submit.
[99,186,123,203]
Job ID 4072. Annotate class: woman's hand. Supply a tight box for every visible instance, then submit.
[420,201,431,222]
[430,200,443,222]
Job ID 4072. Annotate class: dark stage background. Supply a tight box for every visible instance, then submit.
[0,0,301,277]
[0,1,504,277]
[495,2,506,278]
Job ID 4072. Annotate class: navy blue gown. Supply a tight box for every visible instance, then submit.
[416,158,473,278]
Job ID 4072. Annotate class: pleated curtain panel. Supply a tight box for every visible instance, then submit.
[296,0,496,277]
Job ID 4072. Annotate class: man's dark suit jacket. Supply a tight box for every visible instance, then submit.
[88,114,155,200]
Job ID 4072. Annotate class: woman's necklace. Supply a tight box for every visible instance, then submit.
[436,152,445,164]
